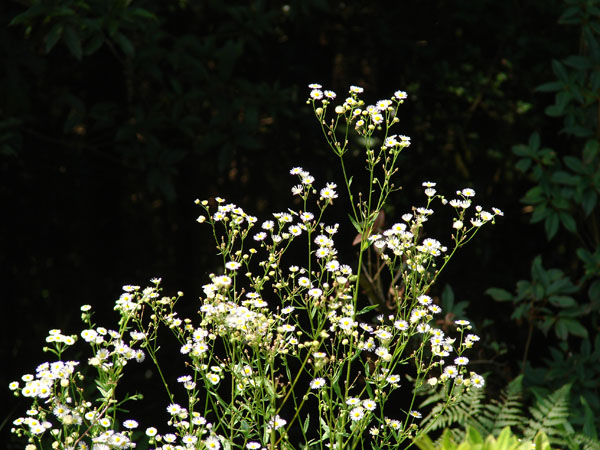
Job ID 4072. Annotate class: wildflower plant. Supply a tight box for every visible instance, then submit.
[9,85,503,450]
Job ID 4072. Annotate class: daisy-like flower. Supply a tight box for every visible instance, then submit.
[455,356,469,366]
[324,90,336,99]
[429,304,442,314]
[371,112,384,124]
[349,407,365,421]
[384,135,399,148]
[204,436,221,449]
[455,319,470,326]
[262,220,275,230]
[247,443,261,450]
[315,247,329,258]
[394,90,407,100]
[253,232,267,241]
[362,399,377,411]
[320,183,338,200]
[291,185,303,195]
[166,403,182,415]
[462,188,476,197]
[225,261,241,270]
[338,317,355,332]
[182,435,198,445]
[466,333,480,342]
[269,415,287,430]
[325,260,340,272]
[470,373,485,388]
[417,295,432,305]
[281,306,295,314]
[310,89,323,100]
[164,433,177,443]
[123,419,138,429]
[346,397,360,406]
[308,288,323,298]
[376,99,392,110]
[207,373,221,385]
[310,378,326,389]
[394,319,409,331]
[443,365,458,378]
[480,210,493,221]
[300,212,314,222]
[298,277,312,288]
[350,85,364,94]
[409,410,422,419]
[288,224,303,236]
[308,84,322,89]
[387,374,401,385]
[145,427,157,437]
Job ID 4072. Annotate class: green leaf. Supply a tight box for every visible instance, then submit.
[558,212,576,233]
[130,7,158,21]
[563,54,592,70]
[550,170,578,185]
[45,23,63,53]
[583,139,599,161]
[552,60,569,82]
[558,6,580,24]
[528,132,541,151]
[522,185,544,204]
[545,212,559,239]
[356,304,379,315]
[563,156,585,174]
[588,280,600,302]
[63,25,82,60]
[555,317,588,339]
[548,295,576,308]
[581,190,597,216]
[515,158,532,173]
[535,81,563,93]
[347,214,362,234]
[545,104,564,117]
[485,287,513,302]
[580,396,598,439]
[563,318,588,338]
[85,32,105,56]
[114,32,135,57]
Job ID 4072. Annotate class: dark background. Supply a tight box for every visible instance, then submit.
[3,0,598,446]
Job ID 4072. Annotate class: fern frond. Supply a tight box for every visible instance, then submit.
[524,383,571,444]
[480,375,526,435]
[565,431,600,450]
[420,386,486,441]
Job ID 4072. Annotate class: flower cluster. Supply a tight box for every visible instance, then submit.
[9,85,502,450]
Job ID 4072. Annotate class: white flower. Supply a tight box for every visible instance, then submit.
[225,261,241,270]
[471,373,485,388]
[394,90,407,100]
[310,378,326,389]
[269,415,287,430]
[362,399,377,411]
[455,356,469,365]
[349,407,365,421]
[123,419,138,429]
[310,89,323,100]
[308,288,323,298]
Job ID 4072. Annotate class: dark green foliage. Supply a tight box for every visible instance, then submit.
[486,0,600,436]
[419,377,599,449]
